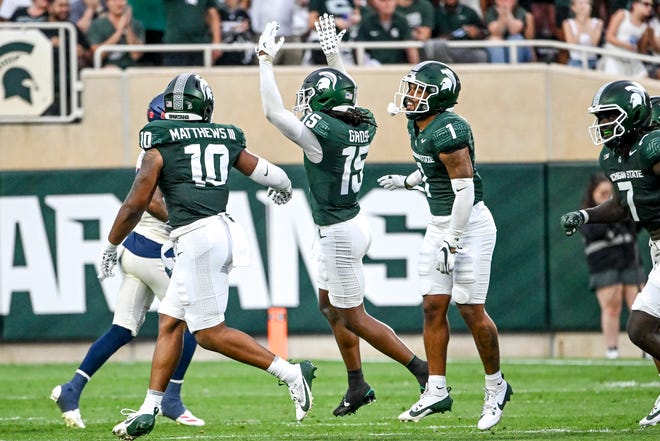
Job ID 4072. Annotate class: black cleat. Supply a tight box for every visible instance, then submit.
[333,384,376,417]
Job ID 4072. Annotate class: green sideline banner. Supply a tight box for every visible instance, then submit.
[0,163,647,342]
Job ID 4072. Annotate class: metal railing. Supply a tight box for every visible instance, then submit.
[1,22,83,123]
[94,39,660,69]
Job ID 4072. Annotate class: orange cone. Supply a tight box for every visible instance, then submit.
[267,307,288,359]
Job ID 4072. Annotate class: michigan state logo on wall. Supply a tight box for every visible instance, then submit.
[0,30,53,116]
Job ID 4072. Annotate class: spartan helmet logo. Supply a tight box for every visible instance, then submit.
[3,67,34,104]
[316,71,337,91]
[198,75,213,102]
[439,68,457,93]
[626,84,646,109]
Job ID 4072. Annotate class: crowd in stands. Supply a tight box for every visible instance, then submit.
[1,0,658,77]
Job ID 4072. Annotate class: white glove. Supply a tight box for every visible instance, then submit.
[377,174,406,191]
[256,21,284,62]
[435,238,459,274]
[98,241,118,281]
[267,183,292,205]
[315,13,346,55]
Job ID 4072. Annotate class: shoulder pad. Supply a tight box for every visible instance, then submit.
[431,114,471,151]
[639,131,660,170]
[302,111,331,139]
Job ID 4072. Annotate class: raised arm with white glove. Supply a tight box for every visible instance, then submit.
[257,21,324,163]
[315,13,347,73]
[255,21,284,63]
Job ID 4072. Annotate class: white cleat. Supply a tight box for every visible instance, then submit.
[112,408,157,440]
[174,409,205,426]
[286,361,316,421]
[61,409,86,429]
[640,393,660,427]
[398,385,453,422]
[477,379,513,431]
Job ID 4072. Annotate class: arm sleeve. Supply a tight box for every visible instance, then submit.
[404,169,423,189]
[248,157,291,190]
[326,52,346,74]
[447,178,474,247]
[258,60,323,162]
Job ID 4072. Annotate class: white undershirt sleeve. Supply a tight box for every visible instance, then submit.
[447,178,475,247]
[248,157,291,190]
[258,60,323,163]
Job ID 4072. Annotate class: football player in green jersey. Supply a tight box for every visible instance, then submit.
[561,81,660,428]
[378,61,512,430]
[102,73,317,440]
[257,15,429,418]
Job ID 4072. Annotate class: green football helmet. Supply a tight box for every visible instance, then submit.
[391,61,461,121]
[587,80,651,147]
[293,68,356,116]
[163,73,214,122]
[649,96,660,130]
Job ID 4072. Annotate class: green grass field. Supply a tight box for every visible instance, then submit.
[0,358,659,440]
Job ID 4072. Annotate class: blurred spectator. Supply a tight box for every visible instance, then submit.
[129,0,164,66]
[643,1,660,78]
[462,0,484,17]
[396,0,433,59]
[555,0,571,34]
[396,0,434,41]
[483,0,534,63]
[0,0,32,21]
[162,0,221,66]
[250,0,306,65]
[578,173,644,360]
[597,0,652,78]
[87,0,144,69]
[356,0,420,64]
[41,0,90,115]
[70,0,106,33]
[562,0,603,69]
[427,0,488,63]
[10,0,49,21]
[306,0,361,64]
[526,0,557,39]
[215,0,254,65]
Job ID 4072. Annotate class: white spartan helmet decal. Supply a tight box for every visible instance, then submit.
[198,75,213,103]
[625,84,646,110]
[439,68,458,93]
[316,71,338,91]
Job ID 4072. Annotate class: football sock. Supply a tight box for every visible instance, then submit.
[347,369,366,390]
[405,355,429,387]
[485,371,503,389]
[161,380,185,418]
[427,375,448,396]
[171,329,196,381]
[56,371,89,411]
[267,356,299,384]
[139,390,163,415]
[78,325,133,378]
[70,371,89,392]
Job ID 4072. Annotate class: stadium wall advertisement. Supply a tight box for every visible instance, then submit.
[0,163,650,342]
